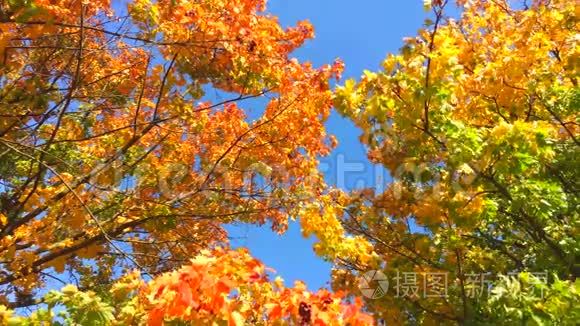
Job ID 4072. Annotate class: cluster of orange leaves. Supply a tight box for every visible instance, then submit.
[125,248,372,325]
[0,0,344,296]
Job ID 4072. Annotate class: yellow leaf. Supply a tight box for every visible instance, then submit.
[48,256,67,274]
[229,311,245,326]
[77,245,100,259]
[61,284,78,295]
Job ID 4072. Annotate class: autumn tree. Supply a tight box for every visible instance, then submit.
[330,0,579,324]
[0,0,374,323]
[1,248,372,325]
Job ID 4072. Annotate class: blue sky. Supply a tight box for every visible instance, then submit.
[227,0,428,290]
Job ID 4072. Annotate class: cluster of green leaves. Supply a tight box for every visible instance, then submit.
[478,274,580,325]
[2,285,115,326]
[331,0,579,324]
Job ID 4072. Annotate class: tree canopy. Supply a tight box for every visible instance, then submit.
[0,0,578,325]
[333,0,579,324]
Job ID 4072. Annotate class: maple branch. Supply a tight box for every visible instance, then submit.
[423,0,447,133]
[411,299,461,322]
[463,233,525,269]
[539,99,579,146]
[172,94,299,204]
[0,18,236,47]
[0,206,242,286]
[133,53,152,133]
[0,118,160,238]
[343,207,444,270]
[152,52,178,122]
[0,139,146,271]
